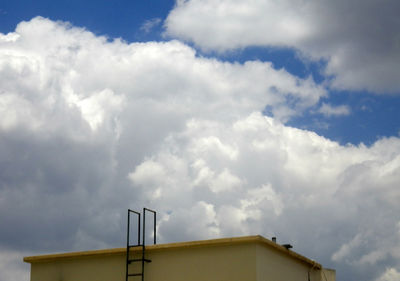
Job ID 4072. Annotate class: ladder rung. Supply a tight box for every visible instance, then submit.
[128,244,143,248]
[128,273,143,276]
[128,258,152,264]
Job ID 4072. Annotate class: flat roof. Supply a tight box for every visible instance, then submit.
[23,235,321,269]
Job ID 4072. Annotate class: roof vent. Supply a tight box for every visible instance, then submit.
[282,244,293,250]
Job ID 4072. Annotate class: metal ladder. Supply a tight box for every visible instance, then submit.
[126,208,156,281]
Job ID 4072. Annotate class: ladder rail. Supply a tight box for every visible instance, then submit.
[126,208,156,281]
[126,210,141,281]
[143,208,156,246]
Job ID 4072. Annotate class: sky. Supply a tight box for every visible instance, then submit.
[0,1,399,281]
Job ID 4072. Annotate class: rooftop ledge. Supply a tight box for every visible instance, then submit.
[23,235,321,269]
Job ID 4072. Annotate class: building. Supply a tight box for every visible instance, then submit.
[24,235,335,281]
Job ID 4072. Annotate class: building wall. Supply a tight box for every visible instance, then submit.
[30,243,257,281]
[31,254,125,281]
[146,243,256,281]
[28,239,335,281]
[320,268,336,281]
[256,243,322,281]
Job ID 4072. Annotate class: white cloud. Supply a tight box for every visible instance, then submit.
[332,233,363,262]
[375,268,400,281]
[165,0,400,93]
[318,103,351,117]
[241,184,284,216]
[209,168,241,193]
[70,88,125,131]
[190,135,238,161]
[129,160,167,192]
[127,113,400,280]
[158,201,220,241]
[140,18,162,33]
[0,248,31,281]
[0,17,399,281]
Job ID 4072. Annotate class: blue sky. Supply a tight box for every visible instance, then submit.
[1,1,400,281]
[1,0,174,42]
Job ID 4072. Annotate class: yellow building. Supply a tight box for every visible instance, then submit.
[24,235,335,281]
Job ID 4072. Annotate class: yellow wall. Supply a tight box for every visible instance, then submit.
[145,243,256,281]
[320,268,336,281]
[256,243,330,281]
[31,254,125,281]
[30,243,256,281]
[26,236,335,281]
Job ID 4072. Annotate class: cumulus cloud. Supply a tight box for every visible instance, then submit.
[376,268,400,281]
[125,112,400,280]
[130,113,400,281]
[1,17,400,281]
[318,103,351,117]
[165,0,400,93]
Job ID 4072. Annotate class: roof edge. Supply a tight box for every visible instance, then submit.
[23,235,321,269]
